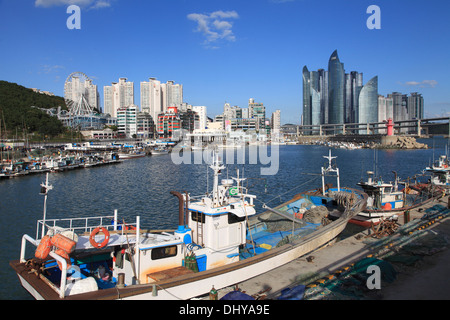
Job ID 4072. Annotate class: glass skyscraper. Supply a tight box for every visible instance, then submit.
[358,76,378,124]
[302,50,379,134]
[327,50,345,126]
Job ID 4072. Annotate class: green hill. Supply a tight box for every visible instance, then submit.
[0,80,67,138]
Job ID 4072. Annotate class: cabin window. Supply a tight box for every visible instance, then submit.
[151,245,178,260]
[191,211,205,223]
[228,213,245,224]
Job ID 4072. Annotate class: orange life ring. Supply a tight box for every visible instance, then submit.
[35,235,52,260]
[125,225,136,231]
[89,227,110,249]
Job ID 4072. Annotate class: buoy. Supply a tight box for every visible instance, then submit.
[35,235,52,260]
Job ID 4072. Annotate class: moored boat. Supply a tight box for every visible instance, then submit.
[330,169,442,227]
[10,151,367,300]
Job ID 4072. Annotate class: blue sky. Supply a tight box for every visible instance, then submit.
[1,0,449,124]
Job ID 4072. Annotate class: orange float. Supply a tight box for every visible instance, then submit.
[51,233,76,253]
[35,235,52,260]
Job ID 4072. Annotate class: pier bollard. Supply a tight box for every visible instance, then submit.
[404,210,410,224]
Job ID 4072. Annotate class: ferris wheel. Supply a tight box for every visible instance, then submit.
[64,71,94,117]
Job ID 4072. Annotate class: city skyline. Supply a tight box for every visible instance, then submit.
[1,0,449,124]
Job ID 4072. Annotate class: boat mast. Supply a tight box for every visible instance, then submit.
[40,172,53,238]
[210,151,225,207]
[321,149,340,195]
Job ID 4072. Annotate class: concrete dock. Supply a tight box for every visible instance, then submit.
[218,194,450,300]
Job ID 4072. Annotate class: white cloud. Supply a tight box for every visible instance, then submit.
[404,80,438,88]
[187,10,239,47]
[35,0,112,9]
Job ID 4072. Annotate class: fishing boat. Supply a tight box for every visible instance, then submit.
[118,149,147,160]
[424,155,450,189]
[150,146,169,155]
[10,150,367,300]
[330,169,441,227]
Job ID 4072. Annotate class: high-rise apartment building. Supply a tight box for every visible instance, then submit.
[193,106,208,130]
[141,77,162,122]
[141,78,183,121]
[163,80,183,109]
[103,78,134,118]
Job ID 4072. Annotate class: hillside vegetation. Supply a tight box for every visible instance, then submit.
[0,80,67,138]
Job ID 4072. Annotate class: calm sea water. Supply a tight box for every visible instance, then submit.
[1,137,448,299]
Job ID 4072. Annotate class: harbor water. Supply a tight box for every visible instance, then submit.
[1,137,448,299]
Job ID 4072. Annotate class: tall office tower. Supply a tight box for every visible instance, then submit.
[104,78,134,118]
[388,92,408,122]
[378,95,394,122]
[162,80,183,109]
[328,50,345,127]
[344,71,363,123]
[140,78,162,122]
[302,66,324,133]
[193,106,208,130]
[358,76,378,125]
[64,76,100,111]
[317,69,329,124]
[302,66,312,126]
[407,92,424,119]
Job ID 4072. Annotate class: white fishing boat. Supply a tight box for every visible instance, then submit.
[10,151,367,300]
[118,150,147,160]
[424,155,450,189]
[151,146,169,155]
[330,169,440,227]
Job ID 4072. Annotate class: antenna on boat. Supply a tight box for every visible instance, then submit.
[40,172,53,239]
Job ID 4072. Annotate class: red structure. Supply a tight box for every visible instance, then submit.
[386,118,394,136]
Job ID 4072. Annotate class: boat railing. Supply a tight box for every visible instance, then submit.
[35,210,136,240]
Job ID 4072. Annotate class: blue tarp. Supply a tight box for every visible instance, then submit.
[278,285,306,300]
[220,291,255,300]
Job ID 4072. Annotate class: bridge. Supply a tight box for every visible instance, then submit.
[298,117,450,136]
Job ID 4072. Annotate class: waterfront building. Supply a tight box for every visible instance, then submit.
[345,71,363,123]
[248,98,266,131]
[162,80,183,110]
[193,106,208,130]
[117,104,138,138]
[327,50,345,127]
[408,92,424,120]
[302,50,379,135]
[388,92,408,122]
[137,112,155,139]
[104,78,134,118]
[358,76,378,126]
[271,109,281,132]
[157,107,180,138]
[378,94,394,122]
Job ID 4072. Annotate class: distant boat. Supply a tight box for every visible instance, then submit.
[150,146,169,155]
[118,150,147,160]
